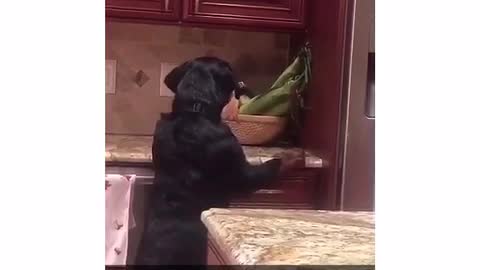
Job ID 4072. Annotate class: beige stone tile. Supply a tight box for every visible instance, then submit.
[178,27,202,45]
[203,28,228,47]
[105,23,289,134]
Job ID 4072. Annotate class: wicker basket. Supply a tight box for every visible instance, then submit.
[224,114,287,145]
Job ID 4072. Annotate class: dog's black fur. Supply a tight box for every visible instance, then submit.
[135,57,282,266]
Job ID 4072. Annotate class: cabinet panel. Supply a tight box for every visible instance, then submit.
[182,0,306,29]
[106,165,319,209]
[106,0,181,21]
[300,0,353,210]
[207,235,228,265]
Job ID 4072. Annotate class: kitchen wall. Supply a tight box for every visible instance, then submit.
[106,22,290,135]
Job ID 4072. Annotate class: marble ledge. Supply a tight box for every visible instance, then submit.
[201,208,375,266]
[105,135,324,168]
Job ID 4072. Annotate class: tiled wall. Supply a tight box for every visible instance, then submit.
[106,22,290,135]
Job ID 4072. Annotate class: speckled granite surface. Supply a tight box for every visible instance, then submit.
[106,135,323,168]
[202,208,375,266]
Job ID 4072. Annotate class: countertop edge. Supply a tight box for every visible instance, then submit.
[201,210,242,266]
[201,208,375,266]
[106,134,324,168]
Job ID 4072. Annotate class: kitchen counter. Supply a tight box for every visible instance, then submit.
[106,135,323,168]
[202,208,375,266]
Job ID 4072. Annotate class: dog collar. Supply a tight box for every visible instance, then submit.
[172,100,221,122]
[191,102,204,113]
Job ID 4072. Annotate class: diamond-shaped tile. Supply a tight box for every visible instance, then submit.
[135,70,150,87]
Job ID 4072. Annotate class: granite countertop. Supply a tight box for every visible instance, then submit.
[201,208,375,266]
[106,135,323,168]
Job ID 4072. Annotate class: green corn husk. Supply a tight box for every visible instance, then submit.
[238,95,251,107]
[239,46,311,117]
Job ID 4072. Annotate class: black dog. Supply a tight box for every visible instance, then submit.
[135,57,294,266]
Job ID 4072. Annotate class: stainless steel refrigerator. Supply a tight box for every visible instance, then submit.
[338,0,375,211]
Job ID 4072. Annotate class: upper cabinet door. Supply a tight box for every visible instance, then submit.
[182,0,306,30]
[106,0,181,21]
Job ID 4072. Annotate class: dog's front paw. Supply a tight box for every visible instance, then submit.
[275,150,304,173]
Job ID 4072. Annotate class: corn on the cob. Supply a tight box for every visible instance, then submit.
[239,48,310,116]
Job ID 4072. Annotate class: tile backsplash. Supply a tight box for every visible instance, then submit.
[106,22,290,135]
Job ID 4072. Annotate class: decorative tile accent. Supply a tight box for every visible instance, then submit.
[135,70,150,87]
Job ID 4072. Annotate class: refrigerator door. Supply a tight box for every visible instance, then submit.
[340,0,375,211]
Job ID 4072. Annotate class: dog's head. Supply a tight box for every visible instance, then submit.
[165,57,239,114]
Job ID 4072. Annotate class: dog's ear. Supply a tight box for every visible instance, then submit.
[164,61,191,93]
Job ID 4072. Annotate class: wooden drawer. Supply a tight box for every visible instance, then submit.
[229,169,319,209]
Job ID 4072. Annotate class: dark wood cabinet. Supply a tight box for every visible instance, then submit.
[182,0,306,29]
[296,0,374,211]
[106,0,181,21]
[105,0,306,31]
[296,0,354,210]
[106,164,319,209]
[207,234,230,265]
